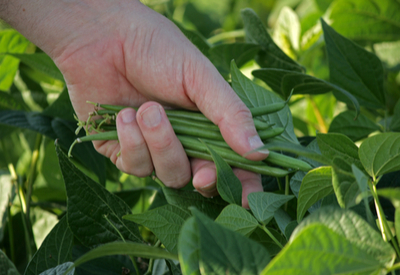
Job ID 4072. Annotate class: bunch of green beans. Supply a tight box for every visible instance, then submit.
[69,101,312,177]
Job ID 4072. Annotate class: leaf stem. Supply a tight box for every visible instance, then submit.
[369,180,400,257]
[18,181,33,261]
[26,133,43,219]
[207,29,245,44]
[259,225,283,249]
[103,214,140,275]
[386,262,400,272]
[284,175,289,211]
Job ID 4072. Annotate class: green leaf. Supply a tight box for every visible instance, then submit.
[66,242,178,275]
[123,204,190,254]
[359,132,400,178]
[332,157,359,209]
[202,141,242,205]
[240,8,303,72]
[0,249,19,275]
[321,19,386,109]
[390,99,400,131]
[24,216,73,275]
[272,7,300,53]
[0,172,14,243]
[8,53,64,82]
[208,43,260,78]
[273,208,293,236]
[231,61,298,143]
[292,207,396,265]
[162,187,226,220]
[317,133,363,170]
[178,217,200,275]
[261,224,388,275]
[252,69,361,114]
[329,0,400,42]
[41,89,74,121]
[55,145,142,247]
[329,110,380,141]
[191,208,270,275]
[248,192,294,225]
[249,227,286,257]
[0,29,31,91]
[39,263,74,275]
[297,166,333,222]
[0,91,26,111]
[215,204,259,236]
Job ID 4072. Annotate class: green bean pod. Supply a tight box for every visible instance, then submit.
[249,102,286,117]
[265,151,312,172]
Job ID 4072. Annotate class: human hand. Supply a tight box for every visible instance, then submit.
[3,0,267,207]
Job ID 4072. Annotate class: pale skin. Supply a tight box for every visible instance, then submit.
[1,0,268,208]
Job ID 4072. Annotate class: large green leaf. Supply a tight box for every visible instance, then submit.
[316,133,363,170]
[123,204,190,254]
[208,43,260,78]
[322,19,386,109]
[248,192,294,225]
[191,208,270,275]
[329,0,400,42]
[329,110,380,141]
[240,8,303,72]
[162,187,227,220]
[292,207,396,265]
[230,61,298,143]
[359,132,400,179]
[0,29,31,91]
[203,142,242,205]
[261,224,388,275]
[8,53,64,82]
[215,204,259,236]
[297,166,333,222]
[25,216,73,275]
[56,145,142,247]
[0,249,19,275]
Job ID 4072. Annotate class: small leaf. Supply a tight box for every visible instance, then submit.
[39,262,74,275]
[162,187,226,220]
[248,192,294,225]
[231,61,298,143]
[321,19,386,109]
[329,110,380,141]
[297,166,333,222]
[292,207,396,265]
[359,132,400,178]
[8,53,64,82]
[24,216,73,275]
[202,141,242,205]
[317,133,363,170]
[332,157,359,209]
[0,249,19,275]
[215,204,259,236]
[329,0,400,42]
[273,7,300,53]
[191,208,270,275]
[240,8,303,72]
[123,204,190,254]
[56,145,142,247]
[352,164,374,224]
[273,208,292,235]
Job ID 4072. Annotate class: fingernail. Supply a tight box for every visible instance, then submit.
[121,108,136,124]
[141,105,162,127]
[249,135,269,155]
[199,181,216,192]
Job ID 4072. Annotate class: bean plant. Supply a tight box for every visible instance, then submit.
[1,0,400,274]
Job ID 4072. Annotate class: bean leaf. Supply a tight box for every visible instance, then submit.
[248,192,294,225]
[202,141,242,206]
[215,204,259,236]
[359,132,400,179]
[0,249,19,275]
[123,204,190,254]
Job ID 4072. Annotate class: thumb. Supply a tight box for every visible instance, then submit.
[183,57,268,161]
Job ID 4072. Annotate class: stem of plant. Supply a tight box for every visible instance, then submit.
[18,180,33,261]
[387,262,400,273]
[6,198,15,263]
[259,225,283,249]
[103,214,140,275]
